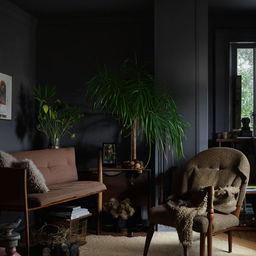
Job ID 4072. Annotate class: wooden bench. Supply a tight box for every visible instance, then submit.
[0,147,106,255]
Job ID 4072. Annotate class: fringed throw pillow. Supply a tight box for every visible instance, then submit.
[0,151,49,193]
[12,159,49,193]
[0,151,17,167]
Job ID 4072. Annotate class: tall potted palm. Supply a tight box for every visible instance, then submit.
[86,58,186,166]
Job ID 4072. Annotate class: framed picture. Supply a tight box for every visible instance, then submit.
[102,143,117,167]
[0,73,12,120]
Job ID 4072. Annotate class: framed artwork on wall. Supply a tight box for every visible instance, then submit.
[102,143,117,167]
[0,73,12,120]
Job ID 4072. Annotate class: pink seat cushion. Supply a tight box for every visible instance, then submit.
[27,181,106,208]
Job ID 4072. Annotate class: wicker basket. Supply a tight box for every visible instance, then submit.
[46,214,92,245]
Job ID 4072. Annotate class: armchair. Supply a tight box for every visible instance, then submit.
[144,147,250,256]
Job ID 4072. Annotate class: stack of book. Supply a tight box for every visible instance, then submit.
[49,205,91,220]
[247,185,256,192]
[245,203,255,215]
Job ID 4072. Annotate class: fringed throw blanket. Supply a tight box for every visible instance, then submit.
[166,186,240,247]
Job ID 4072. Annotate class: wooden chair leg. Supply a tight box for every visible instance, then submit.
[207,232,212,256]
[228,231,232,253]
[200,233,206,256]
[96,192,102,235]
[24,209,30,256]
[143,224,154,256]
[183,245,188,256]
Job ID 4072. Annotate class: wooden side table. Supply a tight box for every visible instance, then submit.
[78,166,152,235]
[216,138,253,147]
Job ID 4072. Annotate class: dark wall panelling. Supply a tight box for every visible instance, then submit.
[0,0,36,152]
[155,0,208,204]
[36,15,154,167]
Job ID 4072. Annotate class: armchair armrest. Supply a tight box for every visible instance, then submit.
[206,186,214,236]
[205,185,214,253]
[206,185,214,214]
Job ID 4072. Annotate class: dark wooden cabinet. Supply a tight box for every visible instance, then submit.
[216,138,256,229]
[78,167,152,234]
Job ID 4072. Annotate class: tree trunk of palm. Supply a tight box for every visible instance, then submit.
[131,119,137,161]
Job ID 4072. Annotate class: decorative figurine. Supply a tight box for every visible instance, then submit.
[240,117,252,137]
[0,219,22,256]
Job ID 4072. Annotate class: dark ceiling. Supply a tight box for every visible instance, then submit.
[8,0,154,16]
[208,0,256,13]
[8,0,256,16]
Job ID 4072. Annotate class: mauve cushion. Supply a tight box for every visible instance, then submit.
[11,148,78,186]
[27,181,106,208]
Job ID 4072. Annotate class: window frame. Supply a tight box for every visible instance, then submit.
[230,42,256,134]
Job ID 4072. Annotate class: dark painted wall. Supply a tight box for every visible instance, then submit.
[36,15,154,167]
[0,0,36,152]
[155,0,208,163]
[155,0,208,201]
[0,0,37,226]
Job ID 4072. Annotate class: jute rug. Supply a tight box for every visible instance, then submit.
[80,232,256,256]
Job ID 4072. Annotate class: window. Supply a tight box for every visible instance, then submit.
[230,43,256,134]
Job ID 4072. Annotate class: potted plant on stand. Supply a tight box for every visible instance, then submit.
[86,58,187,166]
[34,86,83,148]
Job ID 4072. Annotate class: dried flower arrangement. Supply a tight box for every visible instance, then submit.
[103,198,135,220]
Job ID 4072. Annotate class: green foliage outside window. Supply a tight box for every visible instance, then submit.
[237,48,254,128]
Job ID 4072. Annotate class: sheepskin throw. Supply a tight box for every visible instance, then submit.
[214,186,240,214]
[12,159,49,193]
[0,151,17,167]
[166,189,208,247]
[166,186,239,247]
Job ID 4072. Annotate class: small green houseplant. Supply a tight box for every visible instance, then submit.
[86,58,186,166]
[34,86,83,148]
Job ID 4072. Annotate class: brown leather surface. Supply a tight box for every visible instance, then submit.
[28,180,106,208]
[11,147,78,185]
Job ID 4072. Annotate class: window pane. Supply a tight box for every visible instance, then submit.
[237,48,254,129]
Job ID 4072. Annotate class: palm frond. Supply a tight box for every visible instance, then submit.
[86,59,188,163]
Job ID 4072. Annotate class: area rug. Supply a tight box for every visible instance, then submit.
[80,232,256,256]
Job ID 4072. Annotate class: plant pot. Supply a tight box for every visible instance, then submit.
[113,218,127,233]
[49,137,60,149]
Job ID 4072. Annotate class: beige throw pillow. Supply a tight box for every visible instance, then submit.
[12,159,49,193]
[0,151,17,167]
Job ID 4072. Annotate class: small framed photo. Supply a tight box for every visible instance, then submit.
[0,73,12,120]
[102,143,117,167]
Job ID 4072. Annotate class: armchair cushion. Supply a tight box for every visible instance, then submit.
[149,205,239,234]
[193,213,239,233]
[185,147,249,193]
